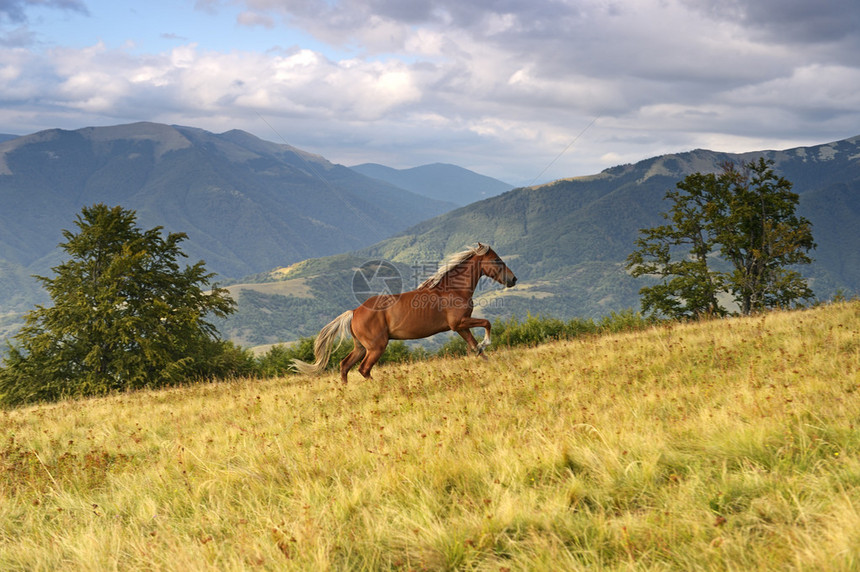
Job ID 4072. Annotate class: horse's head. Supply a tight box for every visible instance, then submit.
[478,243,517,288]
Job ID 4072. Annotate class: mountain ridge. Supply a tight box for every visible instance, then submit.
[0,122,466,328]
[0,122,459,318]
[2,125,858,347]
[216,134,860,346]
[349,162,513,206]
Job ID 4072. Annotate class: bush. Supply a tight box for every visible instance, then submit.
[563,317,599,338]
[598,308,654,333]
[494,314,566,347]
[435,336,469,358]
[379,341,412,364]
[192,341,257,380]
[491,310,653,351]
[255,337,415,376]
[257,311,658,376]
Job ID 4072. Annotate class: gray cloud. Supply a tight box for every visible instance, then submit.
[2,0,859,184]
[1,0,88,47]
[685,0,860,45]
[0,0,88,23]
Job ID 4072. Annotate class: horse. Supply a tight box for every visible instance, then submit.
[292,243,517,382]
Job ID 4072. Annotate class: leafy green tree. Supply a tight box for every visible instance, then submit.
[0,204,238,406]
[627,159,815,318]
[626,172,726,319]
[713,159,816,315]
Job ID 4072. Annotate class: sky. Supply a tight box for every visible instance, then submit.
[1,0,859,185]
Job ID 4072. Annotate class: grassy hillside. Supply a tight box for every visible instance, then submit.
[2,302,859,570]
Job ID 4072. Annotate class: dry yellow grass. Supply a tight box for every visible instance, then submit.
[1,302,858,570]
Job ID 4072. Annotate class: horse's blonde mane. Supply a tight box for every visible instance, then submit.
[418,243,491,289]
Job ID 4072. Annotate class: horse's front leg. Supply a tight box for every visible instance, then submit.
[477,328,491,353]
[453,317,492,359]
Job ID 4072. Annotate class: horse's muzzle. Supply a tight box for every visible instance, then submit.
[506,275,517,288]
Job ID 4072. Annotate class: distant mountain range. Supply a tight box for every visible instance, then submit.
[349,163,513,206]
[217,135,860,346]
[2,123,858,349]
[0,122,472,314]
[0,122,516,341]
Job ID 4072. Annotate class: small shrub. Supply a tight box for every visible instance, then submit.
[379,341,412,364]
[494,314,567,347]
[564,317,599,338]
[256,337,416,375]
[247,311,661,379]
[436,335,469,357]
[598,308,653,333]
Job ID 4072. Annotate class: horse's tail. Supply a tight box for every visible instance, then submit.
[291,310,354,376]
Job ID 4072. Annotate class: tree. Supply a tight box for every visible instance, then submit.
[0,204,239,406]
[713,159,816,315]
[627,159,815,319]
[626,172,726,319]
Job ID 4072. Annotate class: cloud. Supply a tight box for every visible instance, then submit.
[2,0,859,184]
[236,10,275,29]
[684,0,860,46]
[0,0,88,23]
[1,0,88,47]
[225,0,856,121]
[160,32,189,42]
[1,40,425,124]
[724,64,860,125]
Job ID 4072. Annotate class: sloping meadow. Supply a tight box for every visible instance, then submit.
[1,302,858,570]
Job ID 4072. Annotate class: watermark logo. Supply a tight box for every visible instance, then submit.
[351,258,509,310]
[352,260,403,305]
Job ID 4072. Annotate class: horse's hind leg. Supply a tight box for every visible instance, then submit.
[358,344,386,380]
[340,341,366,383]
[350,306,388,380]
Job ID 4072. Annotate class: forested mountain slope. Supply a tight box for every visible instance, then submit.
[0,122,453,316]
[220,136,860,346]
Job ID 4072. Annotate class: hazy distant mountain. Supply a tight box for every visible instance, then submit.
[219,135,860,345]
[0,134,17,144]
[0,122,453,316]
[4,123,858,348]
[350,162,513,206]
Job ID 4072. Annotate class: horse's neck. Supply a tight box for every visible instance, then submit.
[439,258,482,292]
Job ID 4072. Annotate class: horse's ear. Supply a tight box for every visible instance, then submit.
[477,242,485,249]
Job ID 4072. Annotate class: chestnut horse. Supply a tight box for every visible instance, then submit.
[292,243,517,382]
